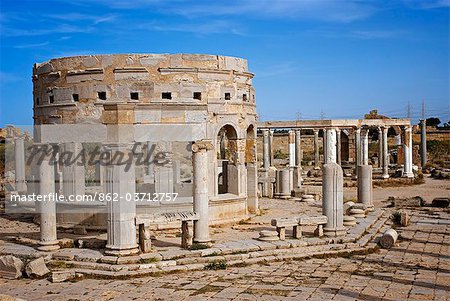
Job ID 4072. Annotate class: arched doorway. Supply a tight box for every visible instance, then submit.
[217,125,238,194]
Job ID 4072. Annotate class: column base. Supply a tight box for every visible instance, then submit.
[381,174,390,179]
[38,240,60,252]
[402,172,414,178]
[105,245,139,256]
[193,238,211,244]
[323,227,346,237]
[274,193,291,199]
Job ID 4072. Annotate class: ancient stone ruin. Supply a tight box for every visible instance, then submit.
[2,53,436,282]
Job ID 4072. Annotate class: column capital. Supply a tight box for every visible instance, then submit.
[192,140,214,153]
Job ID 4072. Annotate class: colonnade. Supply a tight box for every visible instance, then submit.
[260,125,415,179]
[12,139,217,253]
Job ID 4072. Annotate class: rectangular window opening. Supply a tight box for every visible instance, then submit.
[36,97,40,105]
[224,92,231,100]
[193,92,202,100]
[162,92,172,99]
[72,94,79,102]
[242,93,247,101]
[49,95,55,103]
[98,91,107,100]
[130,92,139,100]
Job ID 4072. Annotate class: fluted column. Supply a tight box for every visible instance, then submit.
[294,129,302,189]
[288,130,295,191]
[361,128,369,165]
[324,128,337,164]
[192,140,214,243]
[262,129,270,170]
[37,144,60,251]
[336,129,341,166]
[322,163,345,237]
[355,127,361,171]
[104,143,139,256]
[403,126,414,178]
[269,129,274,166]
[377,127,383,168]
[382,127,390,179]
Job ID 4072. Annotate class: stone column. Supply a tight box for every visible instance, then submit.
[420,119,427,168]
[262,129,270,170]
[246,163,259,213]
[294,129,302,189]
[236,139,247,196]
[313,129,320,169]
[361,128,369,165]
[322,163,346,237]
[288,130,295,192]
[382,127,390,179]
[355,127,361,170]
[192,140,213,243]
[336,129,341,166]
[269,130,274,166]
[403,126,414,178]
[275,169,291,199]
[104,143,139,256]
[377,127,383,168]
[61,142,85,198]
[357,165,374,210]
[37,144,60,251]
[14,137,27,193]
[324,128,337,164]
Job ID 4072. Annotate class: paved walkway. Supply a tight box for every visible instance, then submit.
[1,209,448,301]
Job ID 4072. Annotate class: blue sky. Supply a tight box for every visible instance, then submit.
[0,0,449,126]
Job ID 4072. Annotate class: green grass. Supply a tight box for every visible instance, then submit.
[204,260,227,270]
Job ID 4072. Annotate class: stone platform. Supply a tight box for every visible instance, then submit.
[0,209,388,279]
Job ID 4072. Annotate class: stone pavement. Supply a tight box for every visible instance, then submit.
[0,208,448,301]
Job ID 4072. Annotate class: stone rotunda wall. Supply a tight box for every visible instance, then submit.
[32,54,258,228]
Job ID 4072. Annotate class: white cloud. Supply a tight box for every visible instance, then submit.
[1,24,94,37]
[147,20,245,35]
[14,41,50,49]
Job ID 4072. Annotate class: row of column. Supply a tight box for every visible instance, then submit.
[30,140,215,254]
[260,125,414,178]
[262,128,302,190]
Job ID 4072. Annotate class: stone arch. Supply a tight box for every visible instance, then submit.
[217,124,239,194]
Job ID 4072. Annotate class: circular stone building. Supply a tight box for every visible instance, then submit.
[32,54,258,253]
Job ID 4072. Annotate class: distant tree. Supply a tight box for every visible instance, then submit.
[426,117,441,127]
[441,120,450,130]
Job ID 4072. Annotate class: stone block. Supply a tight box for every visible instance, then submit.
[399,211,410,226]
[0,255,24,279]
[432,198,449,208]
[51,270,76,283]
[380,229,398,249]
[25,257,50,278]
[390,196,424,207]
